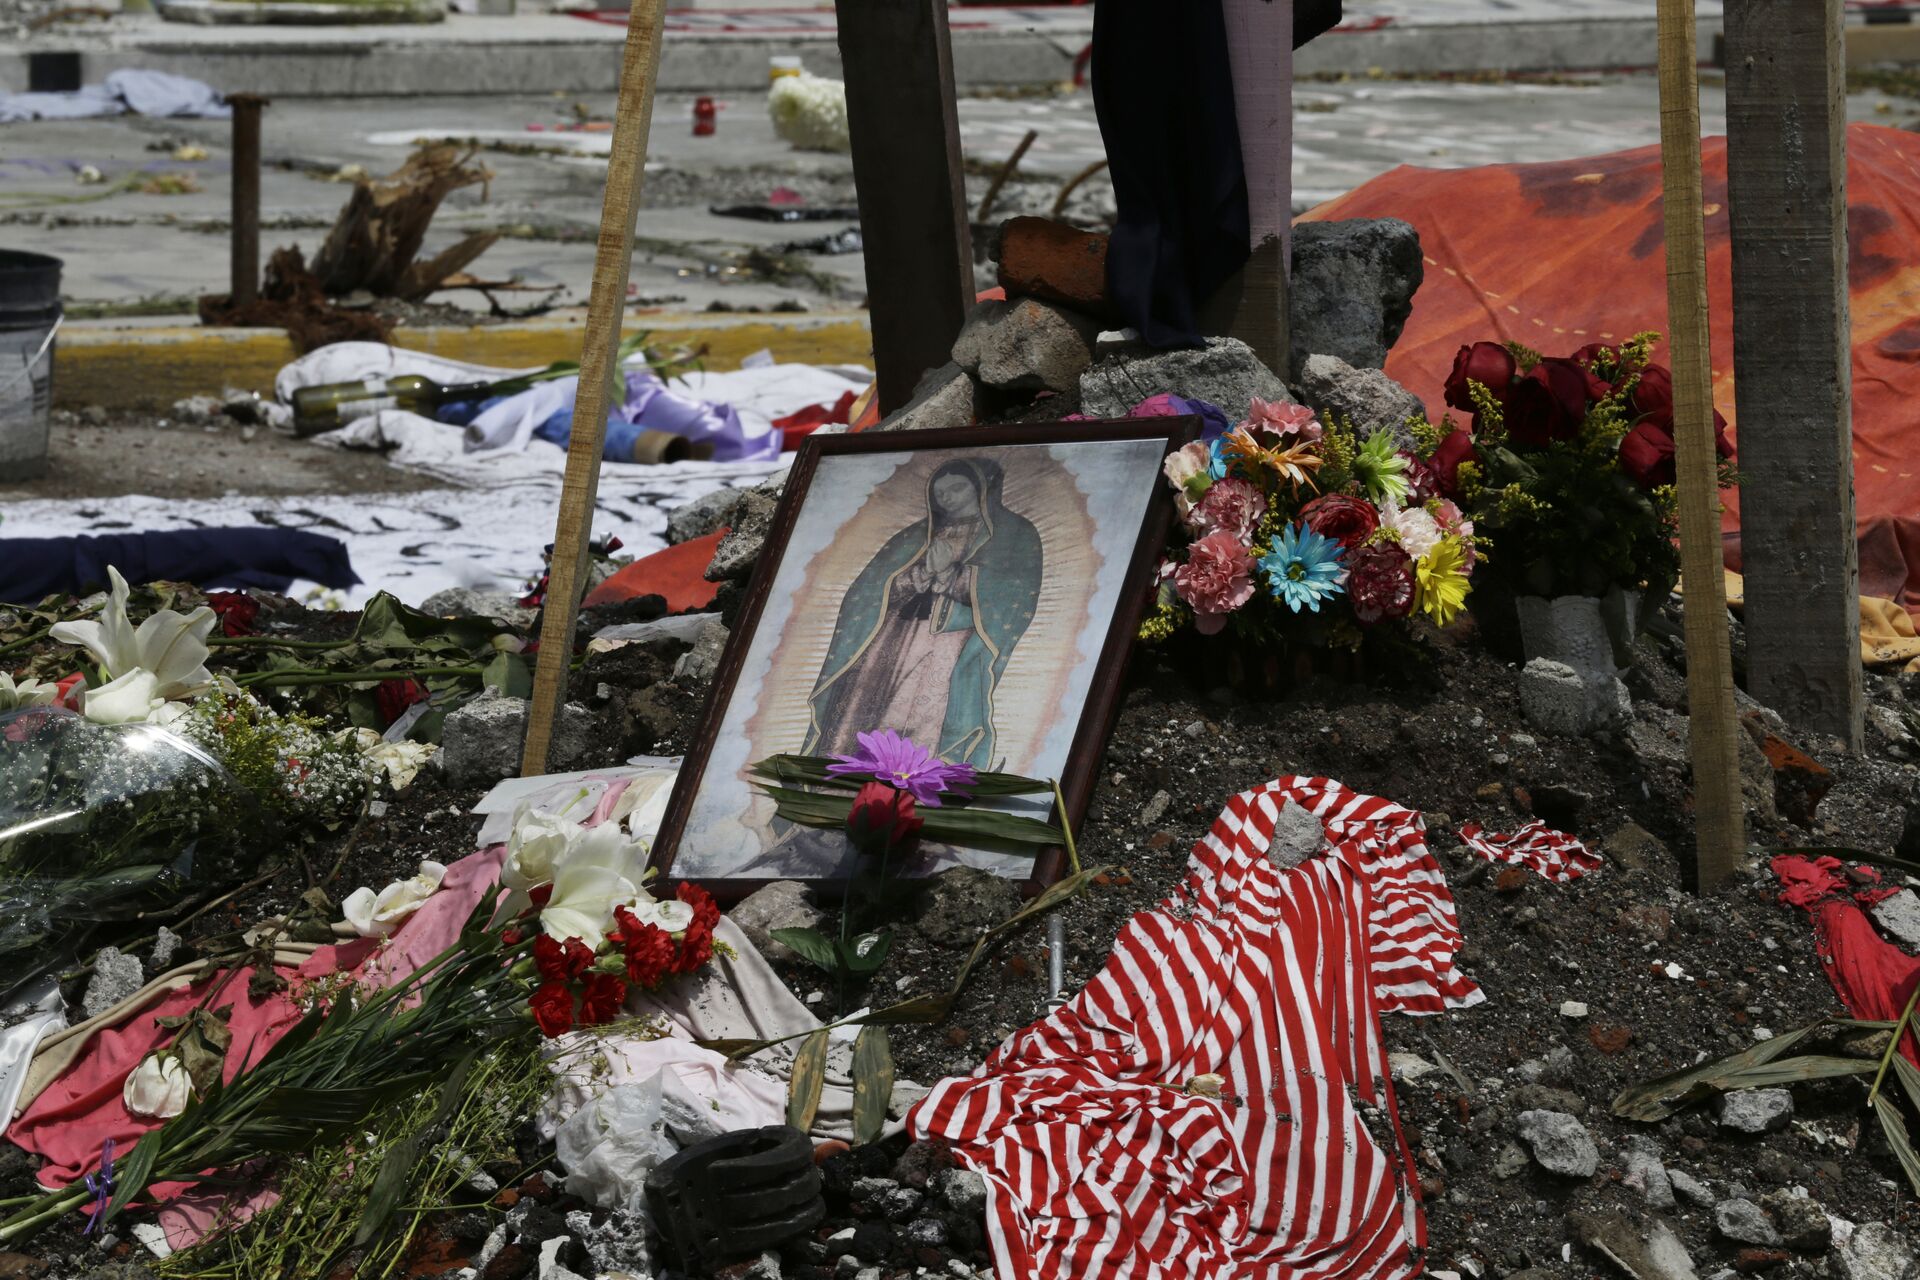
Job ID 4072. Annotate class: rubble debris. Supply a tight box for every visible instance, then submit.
[1266,800,1325,868]
[1291,353,1424,446]
[873,362,977,434]
[950,297,1101,395]
[1288,217,1424,371]
[1714,1089,1793,1135]
[1571,1210,1702,1280]
[1513,1109,1598,1177]
[729,881,830,964]
[704,477,788,585]
[916,868,1024,949]
[1622,1139,1676,1209]
[1871,889,1920,950]
[437,688,596,783]
[82,947,146,1020]
[1079,335,1293,423]
[993,216,1112,318]
[1715,1200,1782,1248]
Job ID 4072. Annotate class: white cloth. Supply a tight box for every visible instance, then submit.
[0,70,230,123]
[0,979,67,1140]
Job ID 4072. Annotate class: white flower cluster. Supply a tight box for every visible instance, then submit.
[174,692,375,829]
[768,73,850,153]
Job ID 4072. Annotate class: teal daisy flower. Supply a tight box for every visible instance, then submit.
[1258,522,1347,613]
[1352,430,1411,505]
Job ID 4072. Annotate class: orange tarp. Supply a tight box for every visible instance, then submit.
[1303,123,1920,614]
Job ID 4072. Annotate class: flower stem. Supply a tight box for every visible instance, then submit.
[1050,778,1081,877]
[0,1188,89,1242]
[233,665,483,689]
[207,636,356,651]
[1869,979,1920,1107]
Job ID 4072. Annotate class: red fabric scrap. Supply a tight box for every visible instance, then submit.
[579,529,727,613]
[1457,820,1602,883]
[1771,854,1920,1069]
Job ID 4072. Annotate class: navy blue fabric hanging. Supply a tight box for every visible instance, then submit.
[0,528,360,602]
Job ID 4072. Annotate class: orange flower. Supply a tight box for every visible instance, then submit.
[1223,427,1322,495]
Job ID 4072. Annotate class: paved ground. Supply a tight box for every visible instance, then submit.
[7,76,1916,313]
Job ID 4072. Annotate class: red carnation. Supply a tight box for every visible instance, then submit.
[1619,422,1677,489]
[848,781,922,855]
[1401,453,1439,504]
[530,981,575,1038]
[674,918,715,975]
[375,678,428,727]
[206,591,259,638]
[676,882,721,934]
[1428,429,1477,497]
[528,883,553,909]
[1444,341,1518,412]
[533,933,593,983]
[1297,494,1380,551]
[614,907,676,987]
[1346,544,1417,625]
[578,973,628,1026]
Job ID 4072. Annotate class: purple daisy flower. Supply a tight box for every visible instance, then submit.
[826,729,976,807]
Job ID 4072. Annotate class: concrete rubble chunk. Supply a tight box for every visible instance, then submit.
[1716,1199,1782,1247]
[419,587,535,627]
[1571,1209,1701,1280]
[667,485,753,545]
[1834,1223,1920,1280]
[1514,1108,1599,1178]
[873,361,977,434]
[934,1168,987,1217]
[1623,1142,1676,1209]
[1292,353,1424,448]
[1872,889,1920,951]
[673,616,730,684]
[438,688,595,784]
[1492,1140,1530,1179]
[728,881,829,964]
[1714,1088,1793,1134]
[84,946,146,1020]
[704,476,787,585]
[952,296,1102,394]
[1289,217,1424,372]
[917,867,1023,948]
[1762,1190,1834,1254]
[993,216,1112,316]
[1268,800,1325,868]
[1520,659,1591,737]
[1669,1169,1716,1208]
[1079,336,1294,425]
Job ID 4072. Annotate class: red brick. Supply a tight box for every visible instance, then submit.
[1745,715,1833,827]
[996,217,1111,317]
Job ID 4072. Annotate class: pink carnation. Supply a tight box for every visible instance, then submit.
[1175,531,1256,635]
[1432,499,1478,568]
[1245,397,1323,443]
[1186,476,1267,542]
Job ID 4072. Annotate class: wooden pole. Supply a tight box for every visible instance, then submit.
[1204,0,1294,377]
[1724,0,1863,751]
[835,0,974,414]
[520,0,666,776]
[1657,0,1747,890]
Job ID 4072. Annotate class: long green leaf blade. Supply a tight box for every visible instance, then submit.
[851,1028,895,1147]
[787,1030,829,1134]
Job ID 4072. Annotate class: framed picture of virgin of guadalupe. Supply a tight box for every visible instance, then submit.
[651,418,1198,895]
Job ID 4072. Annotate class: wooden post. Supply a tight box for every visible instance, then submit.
[520,0,667,776]
[1205,0,1294,378]
[1657,0,1747,890]
[229,95,267,309]
[835,0,974,414]
[1724,0,1864,750]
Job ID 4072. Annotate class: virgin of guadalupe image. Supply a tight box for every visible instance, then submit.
[800,457,1043,772]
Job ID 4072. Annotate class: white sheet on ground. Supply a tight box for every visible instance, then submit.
[0,70,231,122]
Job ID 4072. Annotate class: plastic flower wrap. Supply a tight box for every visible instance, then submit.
[768,73,850,153]
[0,706,262,958]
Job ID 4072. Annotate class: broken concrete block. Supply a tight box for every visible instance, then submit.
[1514,1109,1598,1178]
[438,688,595,783]
[1079,336,1293,425]
[951,297,1102,395]
[1520,659,1589,737]
[1833,1222,1920,1280]
[1267,800,1325,869]
[728,880,829,964]
[874,361,977,434]
[1740,716,1834,829]
[672,616,729,684]
[1623,1140,1676,1210]
[1714,1088,1793,1134]
[666,485,752,545]
[994,217,1111,317]
[1290,218,1424,371]
[1292,353,1425,447]
[84,946,145,1020]
[703,477,786,584]
[1715,1199,1782,1248]
[1873,889,1920,951]
[1570,1210,1702,1280]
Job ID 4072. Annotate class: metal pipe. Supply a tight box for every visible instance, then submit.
[229,94,268,307]
[1046,914,1067,1012]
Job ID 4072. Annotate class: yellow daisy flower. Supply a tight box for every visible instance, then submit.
[1414,536,1471,626]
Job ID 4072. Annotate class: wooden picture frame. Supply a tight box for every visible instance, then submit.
[651,417,1200,900]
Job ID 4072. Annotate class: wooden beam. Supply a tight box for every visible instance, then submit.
[1204,0,1294,378]
[835,0,974,414]
[1724,0,1864,750]
[1657,0,1747,890]
[521,0,667,776]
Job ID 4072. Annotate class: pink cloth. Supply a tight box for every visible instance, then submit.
[12,778,633,1244]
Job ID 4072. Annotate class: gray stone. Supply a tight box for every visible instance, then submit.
[419,586,536,629]
[1715,1199,1781,1247]
[1669,1168,1716,1209]
[1761,1190,1833,1253]
[729,881,829,964]
[951,297,1101,394]
[673,616,730,684]
[1570,1211,1701,1280]
[149,926,181,972]
[742,1251,782,1280]
[1491,1140,1530,1180]
[1292,353,1424,447]
[1605,821,1669,873]
[1623,1142,1676,1210]
[1873,889,1920,951]
[437,688,596,784]
[84,946,146,1020]
[934,1168,987,1217]
[904,1217,949,1248]
[1632,705,1693,772]
[1714,1088,1793,1134]
[1079,336,1294,424]
[1268,800,1325,869]
[1514,1109,1599,1178]
[1520,659,1591,737]
[874,361,977,434]
[1834,1223,1920,1280]
[1139,789,1171,827]
[666,485,753,545]
[1289,217,1424,372]
[705,477,787,584]
[1509,1083,1588,1117]
[917,867,1023,948]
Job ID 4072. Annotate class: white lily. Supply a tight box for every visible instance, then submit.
[123,1052,191,1119]
[0,673,57,712]
[342,860,447,937]
[609,771,677,845]
[82,669,165,725]
[538,823,649,949]
[49,567,215,699]
[503,805,584,894]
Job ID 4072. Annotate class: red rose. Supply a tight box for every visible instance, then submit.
[577,973,627,1026]
[848,781,921,854]
[1619,422,1677,488]
[1428,429,1477,497]
[374,678,428,727]
[1297,494,1380,551]
[614,907,676,987]
[674,918,715,975]
[501,927,524,946]
[530,981,574,1038]
[1346,544,1417,625]
[206,591,259,638]
[1505,358,1595,447]
[1631,363,1674,431]
[676,882,721,934]
[1444,342,1518,412]
[1715,417,1735,461]
[533,933,593,983]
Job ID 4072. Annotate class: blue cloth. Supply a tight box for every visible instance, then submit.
[0,529,359,602]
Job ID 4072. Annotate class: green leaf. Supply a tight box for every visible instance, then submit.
[354,593,505,655]
[1610,1021,1829,1121]
[770,927,841,974]
[479,650,531,699]
[354,1052,476,1248]
[103,1128,161,1223]
[841,931,892,977]
[1876,1093,1920,1199]
[787,1030,829,1134]
[850,1027,894,1147]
